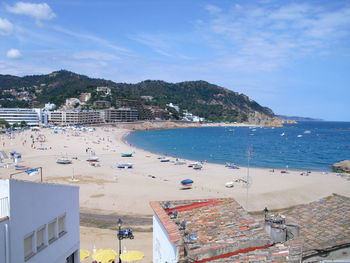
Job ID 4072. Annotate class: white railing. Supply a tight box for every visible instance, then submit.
[0,197,9,218]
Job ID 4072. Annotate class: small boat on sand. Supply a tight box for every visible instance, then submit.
[86,156,99,162]
[15,165,29,170]
[121,153,133,157]
[225,162,239,169]
[225,182,234,188]
[160,158,170,162]
[181,179,193,189]
[56,158,72,164]
[193,163,203,170]
[117,163,133,169]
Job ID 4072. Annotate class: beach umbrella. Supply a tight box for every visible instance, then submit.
[92,249,117,263]
[80,249,90,261]
[181,179,193,185]
[120,250,144,262]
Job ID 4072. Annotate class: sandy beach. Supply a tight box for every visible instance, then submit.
[1,125,349,261]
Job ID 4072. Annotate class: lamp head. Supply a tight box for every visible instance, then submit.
[117,218,122,227]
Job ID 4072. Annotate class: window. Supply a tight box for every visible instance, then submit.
[36,226,46,251]
[24,232,34,260]
[58,214,66,237]
[48,219,57,243]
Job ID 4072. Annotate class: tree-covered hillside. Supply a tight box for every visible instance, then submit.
[0,70,277,123]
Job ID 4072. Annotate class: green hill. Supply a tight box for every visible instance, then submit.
[0,70,278,123]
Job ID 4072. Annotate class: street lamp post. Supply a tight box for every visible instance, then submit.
[117,218,122,263]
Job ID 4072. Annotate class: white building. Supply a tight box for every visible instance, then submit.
[96,87,111,97]
[0,179,80,263]
[0,108,44,126]
[48,110,103,125]
[182,111,203,122]
[44,103,56,111]
[166,103,180,112]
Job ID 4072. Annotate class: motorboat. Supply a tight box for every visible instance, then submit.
[174,160,186,165]
[86,156,99,162]
[225,162,239,169]
[15,165,29,170]
[193,163,203,170]
[180,179,193,189]
[225,182,234,188]
[56,158,72,164]
[117,163,133,169]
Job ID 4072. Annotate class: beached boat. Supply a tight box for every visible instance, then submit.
[25,168,39,176]
[193,163,203,170]
[180,179,193,189]
[86,156,99,162]
[121,153,133,157]
[174,160,186,165]
[117,163,133,169]
[225,182,234,188]
[225,162,239,169]
[160,158,170,162]
[56,158,72,164]
[15,165,29,170]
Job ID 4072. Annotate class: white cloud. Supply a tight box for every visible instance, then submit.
[6,49,22,59]
[6,2,56,20]
[199,2,350,72]
[205,4,222,14]
[52,26,130,53]
[0,18,14,35]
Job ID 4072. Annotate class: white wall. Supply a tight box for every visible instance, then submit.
[0,180,9,199]
[0,219,9,263]
[153,215,178,263]
[8,180,79,263]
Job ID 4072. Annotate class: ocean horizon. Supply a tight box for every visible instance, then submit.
[126,121,350,171]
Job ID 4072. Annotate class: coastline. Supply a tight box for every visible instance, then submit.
[0,125,348,216]
[1,125,349,261]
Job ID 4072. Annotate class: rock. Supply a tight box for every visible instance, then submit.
[332,160,350,173]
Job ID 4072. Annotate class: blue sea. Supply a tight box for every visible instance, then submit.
[126,121,350,171]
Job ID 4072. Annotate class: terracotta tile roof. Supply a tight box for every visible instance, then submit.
[151,198,284,262]
[151,195,350,262]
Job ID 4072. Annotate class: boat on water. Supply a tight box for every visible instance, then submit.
[117,163,133,169]
[121,153,133,157]
[56,158,72,164]
[225,162,239,169]
[86,156,99,162]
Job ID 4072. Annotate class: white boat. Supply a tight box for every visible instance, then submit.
[117,163,133,169]
[225,182,234,188]
[174,160,186,165]
[56,158,72,164]
[193,163,203,170]
[280,132,285,136]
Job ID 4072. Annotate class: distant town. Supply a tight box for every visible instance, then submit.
[0,86,205,127]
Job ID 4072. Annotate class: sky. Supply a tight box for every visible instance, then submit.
[0,0,349,121]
